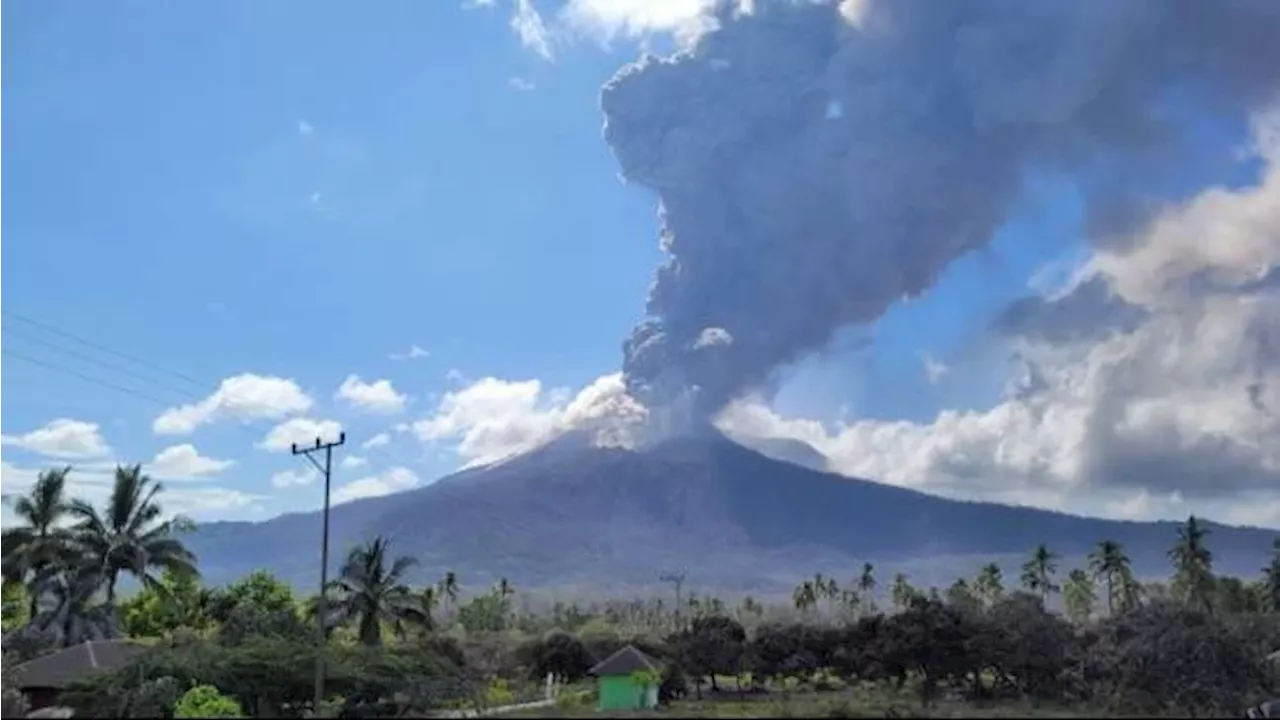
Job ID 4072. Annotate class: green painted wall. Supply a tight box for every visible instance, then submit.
[598,675,653,711]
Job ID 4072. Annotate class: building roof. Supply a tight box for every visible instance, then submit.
[589,644,660,677]
[11,640,147,690]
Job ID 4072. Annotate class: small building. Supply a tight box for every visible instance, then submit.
[589,644,662,711]
[9,639,146,713]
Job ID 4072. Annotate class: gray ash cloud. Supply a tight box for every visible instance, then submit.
[599,0,1280,426]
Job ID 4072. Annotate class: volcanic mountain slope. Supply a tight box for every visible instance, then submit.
[186,432,1276,594]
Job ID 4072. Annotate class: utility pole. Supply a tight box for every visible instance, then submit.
[659,571,686,631]
[292,432,346,712]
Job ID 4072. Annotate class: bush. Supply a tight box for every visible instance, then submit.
[173,684,243,718]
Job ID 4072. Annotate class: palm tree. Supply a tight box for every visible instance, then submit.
[1020,544,1060,603]
[30,563,117,647]
[945,578,980,614]
[973,563,1004,608]
[419,585,439,633]
[1169,515,1214,614]
[858,563,877,614]
[1263,539,1280,612]
[438,571,460,607]
[2,468,75,619]
[792,580,817,612]
[890,573,915,612]
[1089,540,1133,616]
[327,536,426,647]
[66,465,198,605]
[1062,569,1096,624]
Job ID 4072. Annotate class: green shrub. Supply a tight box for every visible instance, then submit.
[173,684,243,718]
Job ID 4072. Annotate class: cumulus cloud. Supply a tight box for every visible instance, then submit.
[719,112,1280,526]
[335,375,409,414]
[258,418,344,453]
[332,466,421,505]
[153,374,313,435]
[341,455,369,469]
[921,355,950,385]
[271,468,317,488]
[1,419,111,459]
[413,372,648,467]
[149,444,234,480]
[509,77,537,91]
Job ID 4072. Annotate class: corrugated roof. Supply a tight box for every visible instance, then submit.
[11,640,146,690]
[588,644,660,677]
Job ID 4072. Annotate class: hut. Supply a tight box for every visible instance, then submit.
[588,644,662,711]
[9,640,146,712]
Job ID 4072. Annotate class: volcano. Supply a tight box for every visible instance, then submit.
[186,432,1276,595]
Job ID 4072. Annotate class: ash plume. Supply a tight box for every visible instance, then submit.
[602,0,1280,426]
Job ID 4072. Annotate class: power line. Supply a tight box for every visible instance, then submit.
[3,311,419,470]
[3,310,206,388]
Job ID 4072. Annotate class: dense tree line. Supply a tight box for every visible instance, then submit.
[4,465,1280,717]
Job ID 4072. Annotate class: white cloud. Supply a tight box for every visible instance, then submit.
[258,418,344,453]
[153,373,313,435]
[509,76,537,91]
[335,375,409,414]
[413,372,647,467]
[445,369,467,384]
[341,455,369,469]
[271,468,317,488]
[511,0,554,60]
[298,120,315,136]
[463,0,495,8]
[1,419,111,459]
[362,432,391,450]
[149,444,234,481]
[332,466,421,505]
[389,345,430,361]
[164,487,266,519]
[559,0,724,45]
[922,354,950,385]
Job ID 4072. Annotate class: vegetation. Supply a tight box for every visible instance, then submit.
[4,466,1280,717]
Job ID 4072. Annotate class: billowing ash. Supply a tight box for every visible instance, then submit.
[602,0,1280,428]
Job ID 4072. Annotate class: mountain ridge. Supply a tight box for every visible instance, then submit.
[184,432,1276,595]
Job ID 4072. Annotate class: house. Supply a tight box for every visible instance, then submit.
[588,644,662,711]
[9,640,146,712]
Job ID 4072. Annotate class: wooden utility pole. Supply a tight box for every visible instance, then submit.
[292,432,346,712]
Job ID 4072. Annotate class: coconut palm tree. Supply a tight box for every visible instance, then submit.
[890,573,915,612]
[1020,544,1060,603]
[973,563,1004,608]
[1169,515,1214,614]
[1089,540,1134,615]
[66,465,198,605]
[419,585,439,633]
[1263,539,1280,612]
[1062,569,1096,624]
[857,562,877,614]
[327,536,426,647]
[792,580,817,611]
[29,563,117,647]
[1,468,74,619]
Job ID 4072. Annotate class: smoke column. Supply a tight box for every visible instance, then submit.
[601,0,1280,429]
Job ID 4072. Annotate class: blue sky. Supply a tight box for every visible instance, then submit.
[3,0,1275,528]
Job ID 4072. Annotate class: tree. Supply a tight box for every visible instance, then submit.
[67,464,199,605]
[1169,515,1215,614]
[438,571,460,606]
[173,684,243,718]
[1089,540,1135,615]
[1020,544,1060,604]
[420,586,439,633]
[890,573,916,612]
[120,568,211,638]
[792,580,817,612]
[1263,539,1280,612]
[2,468,73,618]
[327,536,426,647]
[215,570,296,621]
[673,615,746,695]
[973,564,1004,609]
[858,563,877,614]
[1062,569,1096,624]
[944,579,980,616]
[2,580,29,633]
[30,563,118,646]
